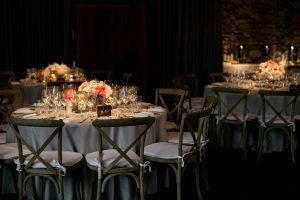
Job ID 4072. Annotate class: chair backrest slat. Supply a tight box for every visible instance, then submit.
[155,88,188,124]
[0,89,22,125]
[258,90,300,124]
[8,117,64,174]
[92,117,155,173]
[212,87,249,122]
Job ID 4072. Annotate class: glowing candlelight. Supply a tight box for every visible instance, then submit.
[265,45,269,55]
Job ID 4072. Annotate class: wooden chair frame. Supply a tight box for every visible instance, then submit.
[257,90,300,162]
[8,117,67,200]
[89,117,155,200]
[0,89,22,125]
[209,72,226,83]
[0,70,15,83]
[91,70,113,81]
[155,88,188,127]
[172,74,199,109]
[213,87,252,159]
[145,108,212,200]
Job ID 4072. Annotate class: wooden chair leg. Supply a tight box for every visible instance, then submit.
[242,128,248,160]
[139,170,145,200]
[18,171,24,200]
[59,175,64,200]
[202,153,210,191]
[0,164,3,196]
[96,178,102,200]
[195,162,203,200]
[257,128,265,161]
[176,166,181,200]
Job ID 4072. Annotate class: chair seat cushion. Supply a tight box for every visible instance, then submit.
[167,131,195,144]
[0,143,30,160]
[259,115,293,125]
[0,123,8,132]
[183,96,204,111]
[144,142,192,159]
[223,112,258,122]
[165,121,179,130]
[85,149,140,169]
[20,151,83,168]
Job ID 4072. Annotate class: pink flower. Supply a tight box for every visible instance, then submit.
[63,89,76,100]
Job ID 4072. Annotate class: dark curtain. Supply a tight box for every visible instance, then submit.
[0,0,73,79]
[147,0,222,98]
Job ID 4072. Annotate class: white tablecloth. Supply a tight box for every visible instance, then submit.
[6,107,167,200]
[204,84,300,153]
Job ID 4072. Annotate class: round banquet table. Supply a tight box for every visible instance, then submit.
[5,106,167,200]
[204,83,300,153]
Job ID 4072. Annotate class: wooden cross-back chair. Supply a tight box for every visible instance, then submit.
[91,70,113,81]
[209,72,226,83]
[155,88,188,131]
[257,90,300,163]
[167,95,218,191]
[0,89,25,196]
[213,87,258,159]
[0,70,15,83]
[8,117,83,200]
[86,117,155,200]
[172,73,199,109]
[144,108,212,200]
[0,89,22,128]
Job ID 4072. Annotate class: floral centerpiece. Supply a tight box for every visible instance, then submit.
[78,80,113,98]
[255,60,285,80]
[63,88,76,100]
[38,62,71,81]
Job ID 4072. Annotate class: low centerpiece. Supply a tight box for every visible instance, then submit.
[39,62,71,82]
[78,80,113,116]
[255,60,285,81]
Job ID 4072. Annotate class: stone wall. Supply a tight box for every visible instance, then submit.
[222,0,300,63]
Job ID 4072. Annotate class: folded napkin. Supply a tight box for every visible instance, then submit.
[22,113,37,119]
[147,107,165,113]
[133,112,154,118]
[13,107,35,114]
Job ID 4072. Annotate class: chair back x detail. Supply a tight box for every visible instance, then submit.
[257,89,300,162]
[212,87,257,159]
[155,88,188,129]
[8,117,83,200]
[91,117,155,173]
[144,108,212,200]
[87,117,155,200]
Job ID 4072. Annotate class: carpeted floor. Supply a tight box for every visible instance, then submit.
[2,145,300,200]
[146,145,300,200]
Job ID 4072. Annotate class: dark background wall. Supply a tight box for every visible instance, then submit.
[15,0,300,100]
[222,0,300,63]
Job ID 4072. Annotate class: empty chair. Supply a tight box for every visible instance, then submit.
[286,65,300,73]
[155,88,188,131]
[209,72,226,83]
[123,72,133,85]
[0,88,26,195]
[167,95,218,191]
[8,117,83,200]
[172,73,200,110]
[91,70,113,81]
[212,87,258,159]
[257,90,300,163]
[144,108,212,200]
[0,71,15,83]
[0,142,30,196]
[0,89,22,137]
[85,117,155,200]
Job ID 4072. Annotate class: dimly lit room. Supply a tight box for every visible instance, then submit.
[1,0,300,199]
